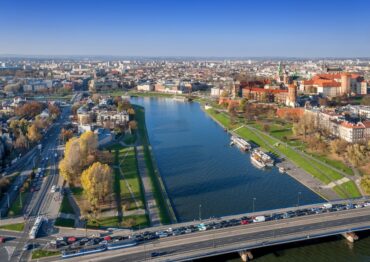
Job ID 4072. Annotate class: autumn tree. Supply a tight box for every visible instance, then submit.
[361,95,370,106]
[292,113,316,139]
[59,131,98,186]
[330,139,348,156]
[48,104,60,119]
[60,128,74,142]
[14,133,28,149]
[27,124,41,143]
[81,162,113,212]
[346,144,368,167]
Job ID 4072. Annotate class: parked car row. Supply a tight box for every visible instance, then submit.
[51,201,370,252]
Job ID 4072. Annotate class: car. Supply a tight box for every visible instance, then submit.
[13,185,19,191]
[22,243,32,251]
[241,219,249,225]
[51,185,56,193]
[151,251,167,257]
[99,240,108,245]
[67,237,77,243]
[0,237,6,243]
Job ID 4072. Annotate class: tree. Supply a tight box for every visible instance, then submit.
[27,124,41,143]
[129,120,138,131]
[220,90,228,97]
[14,134,28,149]
[346,144,368,167]
[361,175,370,194]
[330,139,348,156]
[59,137,83,185]
[60,128,74,142]
[48,104,60,119]
[81,162,113,212]
[79,131,98,166]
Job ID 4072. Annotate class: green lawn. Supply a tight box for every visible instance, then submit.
[54,217,75,227]
[8,180,30,216]
[309,152,354,176]
[70,187,83,196]
[334,181,362,198]
[119,147,144,209]
[87,216,120,229]
[122,214,150,229]
[0,222,25,232]
[32,249,59,259]
[60,197,75,214]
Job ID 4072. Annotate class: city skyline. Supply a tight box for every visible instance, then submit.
[1,0,370,58]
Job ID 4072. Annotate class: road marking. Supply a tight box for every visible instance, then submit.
[5,246,15,261]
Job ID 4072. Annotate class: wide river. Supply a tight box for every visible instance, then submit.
[131,97,370,261]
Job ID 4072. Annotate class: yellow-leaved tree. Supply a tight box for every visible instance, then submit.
[27,124,41,143]
[80,162,113,212]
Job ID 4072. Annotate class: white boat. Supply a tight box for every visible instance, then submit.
[253,148,274,166]
[250,152,266,169]
[278,167,286,173]
[230,136,251,151]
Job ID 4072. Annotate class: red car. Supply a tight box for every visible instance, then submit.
[241,219,249,225]
[0,237,6,243]
[67,237,77,243]
[103,236,112,241]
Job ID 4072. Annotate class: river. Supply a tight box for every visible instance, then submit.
[131,97,370,261]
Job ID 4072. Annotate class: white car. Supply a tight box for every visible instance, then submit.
[51,185,56,193]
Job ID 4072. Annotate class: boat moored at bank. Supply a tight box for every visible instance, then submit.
[230,136,252,151]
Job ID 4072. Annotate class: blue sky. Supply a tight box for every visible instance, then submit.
[1,0,370,57]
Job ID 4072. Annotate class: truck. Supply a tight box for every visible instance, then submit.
[253,216,266,223]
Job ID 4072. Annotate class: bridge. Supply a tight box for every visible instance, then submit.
[46,200,370,262]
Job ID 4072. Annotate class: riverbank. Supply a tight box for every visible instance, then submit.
[201,105,354,200]
[134,105,178,224]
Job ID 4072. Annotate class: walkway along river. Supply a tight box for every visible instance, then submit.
[130,97,323,221]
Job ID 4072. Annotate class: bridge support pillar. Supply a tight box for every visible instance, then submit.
[239,250,253,261]
[342,232,359,243]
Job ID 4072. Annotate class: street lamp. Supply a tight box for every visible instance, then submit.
[252,197,256,213]
[199,204,202,221]
[297,192,302,207]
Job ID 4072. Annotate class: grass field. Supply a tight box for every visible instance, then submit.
[8,180,30,217]
[121,214,150,229]
[87,216,120,228]
[333,181,362,199]
[118,147,144,210]
[32,250,59,259]
[60,197,75,214]
[0,222,25,232]
[55,217,75,227]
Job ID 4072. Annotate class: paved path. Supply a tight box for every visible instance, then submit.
[235,125,340,200]
[136,145,161,226]
[324,177,350,188]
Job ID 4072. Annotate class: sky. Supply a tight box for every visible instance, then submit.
[1,0,370,57]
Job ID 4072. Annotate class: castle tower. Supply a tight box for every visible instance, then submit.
[286,84,297,107]
[340,73,351,95]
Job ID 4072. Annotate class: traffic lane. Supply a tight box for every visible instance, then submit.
[46,214,370,262]
[100,214,370,262]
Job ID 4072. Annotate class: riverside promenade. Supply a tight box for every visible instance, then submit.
[202,106,340,201]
